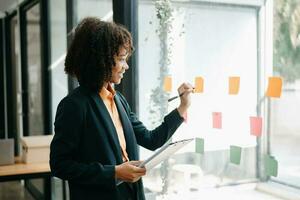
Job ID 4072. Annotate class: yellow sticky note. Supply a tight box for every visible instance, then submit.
[229,76,240,95]
[194,77,204,93]
[266,77,282,98]
[163,76,172,92]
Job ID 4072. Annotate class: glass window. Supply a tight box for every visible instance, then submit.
[50,0,68,133]
[49,0,68,200]
[49,0,68,199]
[138,0,258,198]
[23,3,45,196]
[26,3,44,135]
[271,0,300,187]
[76,0,113,22]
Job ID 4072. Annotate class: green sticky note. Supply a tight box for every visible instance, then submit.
[265,155,278,177]
[195,138,204,154]
[230,145,242,165]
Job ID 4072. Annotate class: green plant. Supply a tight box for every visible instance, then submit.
[274,0,300,83]
[148,0,175,128]
[147,0,175,195]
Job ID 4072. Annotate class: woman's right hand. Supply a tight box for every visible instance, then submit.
[115,161,146,183]
[177,82,193,117]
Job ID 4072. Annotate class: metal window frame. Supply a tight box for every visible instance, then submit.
[4,10,19,153]
[0,18,5,139]
[18,0,53,199]
[113,0,139,114]
[19,0,52,136]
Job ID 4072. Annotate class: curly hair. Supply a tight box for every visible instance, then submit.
[64,17,134,92]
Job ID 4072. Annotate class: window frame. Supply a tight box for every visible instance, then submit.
[19,0,52,137]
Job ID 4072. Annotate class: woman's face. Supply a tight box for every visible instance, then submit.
[111,47,129,85]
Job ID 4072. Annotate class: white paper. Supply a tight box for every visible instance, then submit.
[139,138,194,170]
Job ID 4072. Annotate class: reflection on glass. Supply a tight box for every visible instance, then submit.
[272,0,300,187]
[26,3,44,135]
[138,1,258,198]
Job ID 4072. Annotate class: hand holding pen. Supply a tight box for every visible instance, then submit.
[168,84,194,102]
[171,83,194,117]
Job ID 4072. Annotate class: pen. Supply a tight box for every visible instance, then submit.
[167,87,195,102]
[167,93,184,102]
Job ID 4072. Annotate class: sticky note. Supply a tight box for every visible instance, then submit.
[195,138,204,154]
[229,76,240,95]
[250,117,262,136]
[266,77,282,98]
[265,155,278,177]
[212,112,222,129]
[230,145,242,165]
[163,76,172,92]
[194,77,204,93]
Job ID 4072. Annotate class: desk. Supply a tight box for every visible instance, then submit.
[0,159,52,200]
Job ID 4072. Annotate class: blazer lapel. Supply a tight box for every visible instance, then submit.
[89,91,123,164]
[114,95,138,160]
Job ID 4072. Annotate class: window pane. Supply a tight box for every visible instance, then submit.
[76,0,112,22]
[138,1,258,198]
[50,0,68,134]
[271,0,300,187]
[49,1,68,199]
[26,3,44,135]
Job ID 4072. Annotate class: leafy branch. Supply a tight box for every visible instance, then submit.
[274,0,300,83]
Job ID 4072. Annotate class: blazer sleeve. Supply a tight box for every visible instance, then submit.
[50,97,116,187]
[117,92,184,151]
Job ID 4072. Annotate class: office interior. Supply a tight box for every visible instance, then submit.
[0,0,300,199]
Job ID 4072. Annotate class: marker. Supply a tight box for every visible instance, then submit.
[167,87,194,102]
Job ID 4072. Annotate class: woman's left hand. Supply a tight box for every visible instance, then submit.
[177,82,193,117]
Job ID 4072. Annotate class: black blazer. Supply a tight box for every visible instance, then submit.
[50,85,184,200]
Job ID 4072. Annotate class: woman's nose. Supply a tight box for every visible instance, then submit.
[123,62,129,70]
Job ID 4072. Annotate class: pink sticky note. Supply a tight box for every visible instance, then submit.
[212,112,222,129]
[250,116,262,136]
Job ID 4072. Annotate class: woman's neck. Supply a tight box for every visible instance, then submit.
[103,82,109,89]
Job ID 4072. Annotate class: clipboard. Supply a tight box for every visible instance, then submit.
[116,138,194,186]
[139,138,194,170]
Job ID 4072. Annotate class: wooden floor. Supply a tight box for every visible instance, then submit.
[0,181,34,200]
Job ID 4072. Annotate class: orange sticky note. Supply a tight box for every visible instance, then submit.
[250,116,262,136]
[229,76,240,95]
[163,76,172,92]
[194,77,204,93]
[212,112,222,129]
[266,77,282,98]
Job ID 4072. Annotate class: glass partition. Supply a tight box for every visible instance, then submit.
[138,0,259,198]
[271,0,300,187]
[76,0,113,22]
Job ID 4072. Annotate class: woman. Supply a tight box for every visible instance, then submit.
[50,17,193,200]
